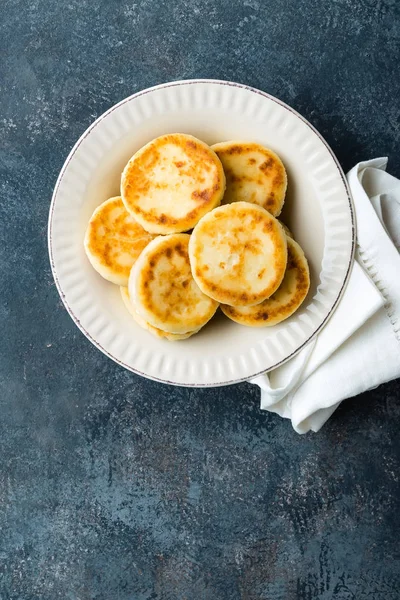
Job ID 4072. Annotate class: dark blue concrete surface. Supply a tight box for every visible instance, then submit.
[1,1,400,598]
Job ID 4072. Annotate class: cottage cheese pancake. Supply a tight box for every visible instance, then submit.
[129,233,219,334]
[212,141,287,216]
[121,134,226,234]
[189,202,287,307]
[120,286,199,340]
[84,196,154,286]
[222,236,310,326]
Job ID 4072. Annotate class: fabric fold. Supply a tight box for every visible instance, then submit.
[250,159,400,433]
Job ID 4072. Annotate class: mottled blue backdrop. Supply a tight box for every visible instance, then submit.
[1,0,400,598]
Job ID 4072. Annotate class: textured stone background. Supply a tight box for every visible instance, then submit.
[1,1,400,598]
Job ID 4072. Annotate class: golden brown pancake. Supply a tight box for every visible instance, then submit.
[121,134,226,234]
[84,196,154,286]
[120,287,199,341]
[211,141,287,216]
[129,233,219,334]
[189,202,287,307]
[221,236,310,326]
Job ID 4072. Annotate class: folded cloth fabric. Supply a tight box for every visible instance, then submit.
[250,158,400,434]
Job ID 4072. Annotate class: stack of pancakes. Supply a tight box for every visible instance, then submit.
[84,134,310,340]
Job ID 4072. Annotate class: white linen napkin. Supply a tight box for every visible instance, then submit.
[250,158,400,433]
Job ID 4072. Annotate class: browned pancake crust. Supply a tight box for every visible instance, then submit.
[84,196,154,284]
[120,286,200,341]
[134,234,219,333]
[222,237,310,326]
[189,202,288,306]
[121,134,225,234]
[212,141,287,216]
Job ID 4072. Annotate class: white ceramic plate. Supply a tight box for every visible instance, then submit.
[48,79,355,387]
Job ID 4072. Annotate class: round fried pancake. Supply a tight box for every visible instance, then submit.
[84,196,154,286]
[221,236,310,326]
[121,134,226,234]
[211,141,287,216]
[120,287,199,341]
[129,233,219,334]
[189,202,287,307]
